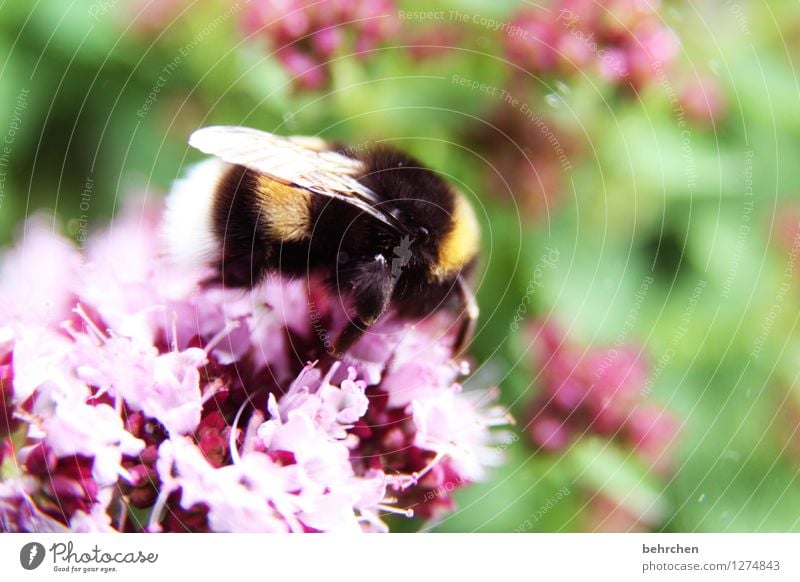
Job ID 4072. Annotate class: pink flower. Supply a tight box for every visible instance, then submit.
[10,325,75,403]
[69,490,116,532]
[43,400,144,486]
[153,437,298,532]
[0,218,82,328]
[524,321,678,471]
[242,0,400,90]
[505,11,560,73]
[529,415,571,451]
[505,1,680,92]
[0,197,508,532]
[412,386,508,481]
[679,74,727,125]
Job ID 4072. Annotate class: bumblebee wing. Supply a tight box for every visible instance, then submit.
[188,125,397,227]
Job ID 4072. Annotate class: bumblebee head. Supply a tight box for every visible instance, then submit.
[377,189,477,285]
[357,146,481,283]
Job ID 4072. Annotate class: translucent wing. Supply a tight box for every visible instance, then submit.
[188,126,397,227]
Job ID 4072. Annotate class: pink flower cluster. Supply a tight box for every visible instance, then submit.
[525,322,678,472]
[505,0,680,90]
[0,200,508,532]
[242,0,399,90]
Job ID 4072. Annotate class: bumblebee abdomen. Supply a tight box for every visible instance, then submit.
[254,174,313,242]
[214,165,326,284]
[213,165,313,245]
[165,159,322,287]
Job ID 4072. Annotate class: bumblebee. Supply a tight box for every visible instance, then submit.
[165,126,480,356]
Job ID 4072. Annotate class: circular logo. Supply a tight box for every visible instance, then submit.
[19,542,46,570]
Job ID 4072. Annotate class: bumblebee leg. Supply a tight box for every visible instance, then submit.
[332,318,370,358]
[453,275,479,355]
[216,252,271,288]
[329,257,395,358]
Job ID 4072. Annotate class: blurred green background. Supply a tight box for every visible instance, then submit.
[1,0,800,532]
